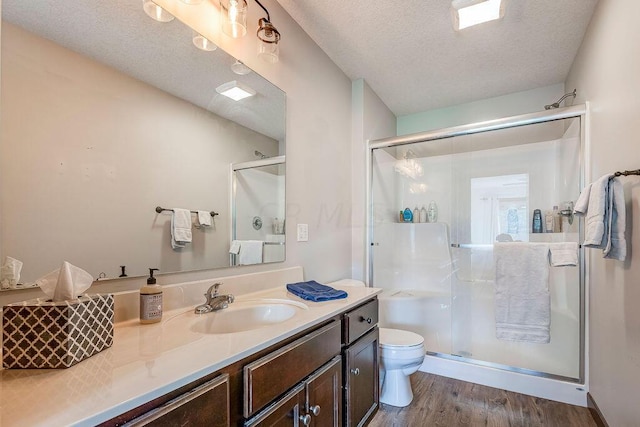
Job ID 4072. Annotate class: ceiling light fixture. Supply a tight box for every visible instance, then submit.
[451,0,505,31]
[180,0,203,4]
[215,80,256,101]
[220,0,281,63]
[142,0,175,23]
[192,30,217,51]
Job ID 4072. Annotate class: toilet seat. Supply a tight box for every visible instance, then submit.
[379,328,424,348]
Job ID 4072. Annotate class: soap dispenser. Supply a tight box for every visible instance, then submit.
[140,268,162,324]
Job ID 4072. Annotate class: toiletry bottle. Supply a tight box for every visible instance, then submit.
[140,268,162,324]
[420,206,427,223]
[545,210,554,233]
[413,207,420,223]
[399,211,404,223]
[427,201,438,223]
[403,207,413,223]
[553,205,562,232]
[532,209,543,233]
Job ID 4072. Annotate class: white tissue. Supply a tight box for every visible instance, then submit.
[1,256,23,289]
[35,261,94,301]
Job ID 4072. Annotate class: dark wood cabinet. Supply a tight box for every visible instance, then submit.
[244,384,306,427]
[344,329,379,427]
[124,373,230,426]
[305,357,342,427]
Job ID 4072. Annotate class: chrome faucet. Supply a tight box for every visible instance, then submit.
[194,283,234,314]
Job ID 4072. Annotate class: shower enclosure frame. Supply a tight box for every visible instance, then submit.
[366,104,588,387]
[230,155,286,266]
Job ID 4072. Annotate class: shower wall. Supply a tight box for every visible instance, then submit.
[371,116,583,380]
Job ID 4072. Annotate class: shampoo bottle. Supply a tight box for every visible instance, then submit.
[403,207,413,223]
[427,201,438,223]
[532,209,543,233]
[413,207,420,223]
[419,206,427,223]
[140,268,162,324]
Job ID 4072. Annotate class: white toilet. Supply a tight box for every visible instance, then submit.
[379,327,426,407]
[327,280,426,407]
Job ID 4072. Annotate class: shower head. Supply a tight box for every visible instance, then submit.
[254,150,267,159]
[544,89,577,110]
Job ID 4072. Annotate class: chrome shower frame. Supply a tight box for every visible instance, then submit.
[366,104,589,387]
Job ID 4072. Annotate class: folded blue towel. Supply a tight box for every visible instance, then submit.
[286,281,348,302]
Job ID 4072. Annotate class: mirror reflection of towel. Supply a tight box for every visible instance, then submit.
[238,240,263,265]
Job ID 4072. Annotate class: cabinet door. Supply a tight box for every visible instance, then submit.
[125,373,229,426]
[344,328,379,427]
[305,356,342,427]
[245,384,306,427]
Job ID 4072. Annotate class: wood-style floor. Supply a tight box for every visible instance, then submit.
[369,372,597,427]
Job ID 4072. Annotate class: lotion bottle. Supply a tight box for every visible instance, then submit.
[140,268,162,324]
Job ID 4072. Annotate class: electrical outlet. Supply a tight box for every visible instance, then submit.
[297,224,309,242]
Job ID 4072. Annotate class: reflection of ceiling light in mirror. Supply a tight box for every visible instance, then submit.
[451,0,505,31]
[231,60,252,75]
[142,0,175,22]
[216,80,256,101]
[192,31,217,51]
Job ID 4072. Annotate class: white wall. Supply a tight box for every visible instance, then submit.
[566,0,640,424]
[1,23,278,283]
[0,0,355,305]
[397,83,565,136]
[351,79,396,283]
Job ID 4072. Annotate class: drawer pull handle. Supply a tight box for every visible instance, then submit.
[300,414,312,426]
[359,316,372,324]
[310,404,321,416]
[351,367,360,376]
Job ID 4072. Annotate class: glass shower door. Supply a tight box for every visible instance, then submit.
[371,114,584,381]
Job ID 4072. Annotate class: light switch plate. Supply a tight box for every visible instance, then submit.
[297,224,309,242]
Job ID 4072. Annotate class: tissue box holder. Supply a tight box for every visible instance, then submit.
[2,294,114,369]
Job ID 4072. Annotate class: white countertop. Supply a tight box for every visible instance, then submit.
[0,285,380,426]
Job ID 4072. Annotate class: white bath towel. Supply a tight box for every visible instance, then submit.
[238,240,263,265]
[171,208,192,249]
[196,210,212,228]
[494,242,550,344]
[574,174,626,261]
[549,242,579,267]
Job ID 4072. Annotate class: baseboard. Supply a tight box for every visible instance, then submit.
[587,393,609,427]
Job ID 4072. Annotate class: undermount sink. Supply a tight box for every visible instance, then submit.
[187,299,307,334]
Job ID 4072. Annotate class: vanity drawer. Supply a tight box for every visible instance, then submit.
[343,299,378,345]
[243,321,341,418]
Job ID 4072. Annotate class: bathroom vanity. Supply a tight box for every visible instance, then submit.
[112,298,379,426]
[0,280,380,427]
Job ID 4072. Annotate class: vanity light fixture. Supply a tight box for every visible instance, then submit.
[142,0,175,22]
[451,0,505,31]
[192,30,217,51]
[220,0,248,38]
[216,80,256,101]
[220,0,281,63]
[231,59,252,75]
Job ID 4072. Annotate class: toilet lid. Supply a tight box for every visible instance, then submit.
[379,328,424,347]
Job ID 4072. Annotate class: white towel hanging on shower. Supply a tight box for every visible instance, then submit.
[494,242,551,344]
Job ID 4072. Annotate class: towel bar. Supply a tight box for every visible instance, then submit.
[155,206,219,217]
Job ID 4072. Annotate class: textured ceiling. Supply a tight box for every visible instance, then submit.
[2,0,286,141]
[275,0,598,116]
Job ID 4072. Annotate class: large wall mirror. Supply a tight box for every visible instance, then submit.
[0,0,286,288]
